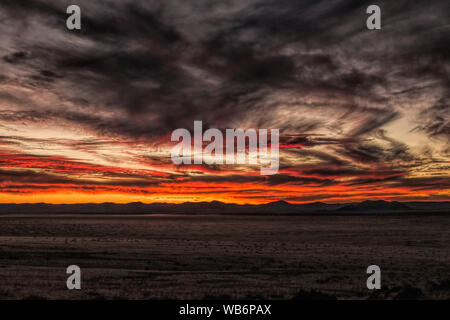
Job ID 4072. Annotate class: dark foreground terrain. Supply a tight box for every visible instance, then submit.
[0,214,448,300]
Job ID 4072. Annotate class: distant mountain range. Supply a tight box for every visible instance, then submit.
[0,200,448,215]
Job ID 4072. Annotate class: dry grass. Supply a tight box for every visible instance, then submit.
[0,214,448,299]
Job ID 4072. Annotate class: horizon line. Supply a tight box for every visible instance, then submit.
[1,200,449,206]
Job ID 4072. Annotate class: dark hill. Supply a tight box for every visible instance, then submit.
[338,200,411,212]
[0,200,447,215]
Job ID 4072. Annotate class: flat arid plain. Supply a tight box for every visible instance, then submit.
[0,214,449,300]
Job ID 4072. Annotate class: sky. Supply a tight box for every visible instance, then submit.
[0,0,448,204]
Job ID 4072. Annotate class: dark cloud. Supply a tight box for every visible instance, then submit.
[0,166,163,189]
[3,51,32,64]
[301,167,404,179]
[417,95,449,138]
[1,0,447,136]
[266,173,334,186]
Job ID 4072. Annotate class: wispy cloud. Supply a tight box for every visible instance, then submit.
[0,0,448,203]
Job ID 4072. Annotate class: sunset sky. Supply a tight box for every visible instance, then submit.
[0,0,448,204]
